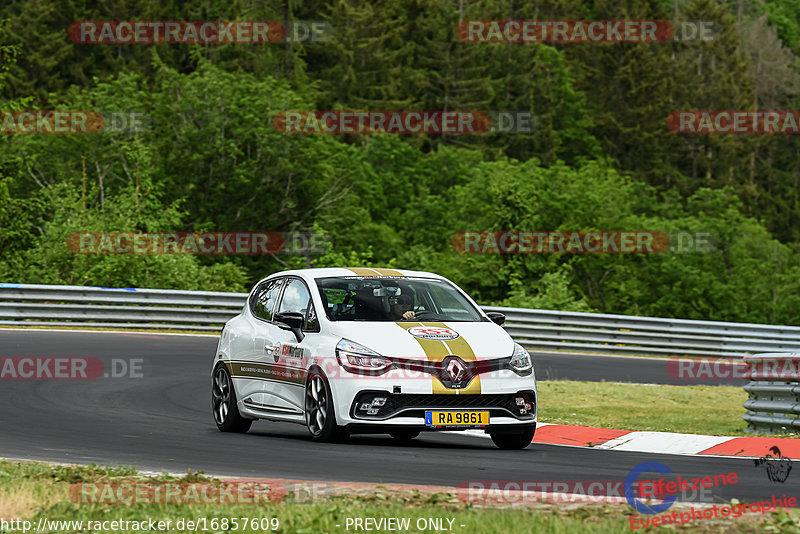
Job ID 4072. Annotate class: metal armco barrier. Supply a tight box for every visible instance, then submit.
[2,284,800,359]
[483,306,800,359]
[743,353,800,434]
[0,283,247,332]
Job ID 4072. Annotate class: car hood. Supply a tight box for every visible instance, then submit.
[326,321,514,361]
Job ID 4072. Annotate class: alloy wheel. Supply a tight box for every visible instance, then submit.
[305,375,328,436]
[212,367,231,425]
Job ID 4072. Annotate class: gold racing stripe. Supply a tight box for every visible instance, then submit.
[345,267,382,276]
[396,322,452,394]
[345,267,404,277]
[437,324,482,395]
[372,268,405,276]
[396,322,481,394]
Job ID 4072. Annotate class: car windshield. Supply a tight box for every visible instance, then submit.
[316,276,486,322]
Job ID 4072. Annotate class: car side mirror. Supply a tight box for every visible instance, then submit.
[486,312,505,326]
[274,311,305,342]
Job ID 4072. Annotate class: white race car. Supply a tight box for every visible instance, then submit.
[212,267,537,449]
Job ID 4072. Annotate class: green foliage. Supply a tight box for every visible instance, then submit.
[0,138,247,291]
[761,0,800,53]
[495,268,595,312]
[3,0,800,326]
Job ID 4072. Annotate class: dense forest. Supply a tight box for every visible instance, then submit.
[2,0,800,325]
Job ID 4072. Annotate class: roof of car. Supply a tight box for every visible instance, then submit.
[263,267,446,280]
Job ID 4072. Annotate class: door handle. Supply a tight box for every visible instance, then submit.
[264,342,275,354]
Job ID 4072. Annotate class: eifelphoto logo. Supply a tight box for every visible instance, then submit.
[0,357,145,379]
[68,21,332,44]
[668,111,800,134]
[456,20,715,43]
[625,462,733,515]
[629,497,798,530]
[625,462,678,515]
[0,111,149,134]
[66,232,326,255]
[451,231,716,254]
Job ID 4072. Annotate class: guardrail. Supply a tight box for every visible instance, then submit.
[0,283,246,332]
[2,284,800,359]
[742,353,800,434]
[484,306,800,359]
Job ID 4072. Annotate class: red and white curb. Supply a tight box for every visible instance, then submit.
[532,423,800,459]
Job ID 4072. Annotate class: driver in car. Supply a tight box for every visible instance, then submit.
[389,294,416,321]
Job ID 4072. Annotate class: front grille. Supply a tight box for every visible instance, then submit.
[393,356,517,388]
[351,390,536,421]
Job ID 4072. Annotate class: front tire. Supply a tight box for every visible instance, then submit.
[489,425,536,450]
[212,365,252,433]
[305,370,346,442]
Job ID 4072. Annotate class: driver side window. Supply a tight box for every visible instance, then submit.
[276,278,318,331]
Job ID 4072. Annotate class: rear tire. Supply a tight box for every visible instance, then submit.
[389,429,420,441]
[305,369,347,442]
[212,365,252,433]
[489,425,535,450]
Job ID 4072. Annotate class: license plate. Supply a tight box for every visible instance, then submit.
[425,411,489,427]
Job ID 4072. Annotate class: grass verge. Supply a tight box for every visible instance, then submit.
[0,460,798,534]
[536,380,796,437]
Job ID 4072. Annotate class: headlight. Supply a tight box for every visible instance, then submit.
[336,339,392,375]
[509,343,533,375]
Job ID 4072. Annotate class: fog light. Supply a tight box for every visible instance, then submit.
[359,403,371,411]
[367,408,379,415]
[515,397,525,406]
[372,397,386,407]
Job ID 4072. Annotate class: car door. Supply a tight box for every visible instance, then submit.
[260,277,320,413]
[237,277,285,408]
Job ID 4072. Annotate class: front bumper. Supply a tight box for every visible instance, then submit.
[326,358,538,430]
[350,390,536,422]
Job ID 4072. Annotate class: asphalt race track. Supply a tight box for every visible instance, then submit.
[0,329,773,503]
[530,351,747,386]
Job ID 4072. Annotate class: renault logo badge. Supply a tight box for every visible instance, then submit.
[446,358,465,382]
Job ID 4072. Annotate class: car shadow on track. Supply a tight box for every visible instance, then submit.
[242,427,494,450]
